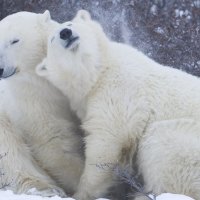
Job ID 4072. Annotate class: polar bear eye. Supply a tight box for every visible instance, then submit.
[10,39,19,45]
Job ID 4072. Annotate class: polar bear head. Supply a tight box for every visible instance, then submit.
[0,11,58,78]
[36,10,110,115]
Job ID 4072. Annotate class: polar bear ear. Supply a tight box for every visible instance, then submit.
[40,10,51,23]
[36,58,48,77]
[75,10,91,21]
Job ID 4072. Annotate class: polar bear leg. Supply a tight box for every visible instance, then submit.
[73,104,148,200]
[31,117,84,194]
[0,114,66,197]
[133,196,149,200]
[73,135,119,200]
[137,119,200,200]
[73,131,135,200]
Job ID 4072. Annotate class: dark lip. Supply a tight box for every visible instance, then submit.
[65,36,79,48]
[0,67,17,79]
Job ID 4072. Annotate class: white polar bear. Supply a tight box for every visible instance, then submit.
[37,10,200,200]
[0,11,84,197]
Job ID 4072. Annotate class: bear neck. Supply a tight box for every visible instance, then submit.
[66,61,103,120]
[68,44,114,121]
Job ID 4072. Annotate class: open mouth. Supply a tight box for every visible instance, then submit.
[65,36,79,48]
[0,67,18,79]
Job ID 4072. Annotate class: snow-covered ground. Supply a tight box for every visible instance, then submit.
[0,190,195,200]
[0,190,109,200]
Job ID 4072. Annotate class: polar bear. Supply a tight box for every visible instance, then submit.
[36,10,200,200]
[0,11,84,197]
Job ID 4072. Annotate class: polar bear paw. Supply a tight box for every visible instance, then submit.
[26,187,67,198]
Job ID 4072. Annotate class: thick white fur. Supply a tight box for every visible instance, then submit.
[0,11,84,197]
[37,10,200,200]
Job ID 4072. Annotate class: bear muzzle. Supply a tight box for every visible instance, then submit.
[59,28,80,50]
[60,28,72,40]
[0,66,18,79]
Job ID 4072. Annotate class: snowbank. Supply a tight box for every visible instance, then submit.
[0,190,109,200]
[0,190,195,200]
[0,190,74,200]
[156,193,194,200]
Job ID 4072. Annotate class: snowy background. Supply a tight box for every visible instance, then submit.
[0,0,200,76]
[0,190,195,200]
[0,0,200,199]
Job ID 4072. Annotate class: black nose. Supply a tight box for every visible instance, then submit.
[60,28,72,40]
[0,68,3,77]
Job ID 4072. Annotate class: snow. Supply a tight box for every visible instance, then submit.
[156,193,194,200]
[175,9,190,18]
[0,190,109,200]
[193,0,200,8]
[150,5,158,16]
[154,27,165,35]
[0,190,73,200]
[0,191,195,200]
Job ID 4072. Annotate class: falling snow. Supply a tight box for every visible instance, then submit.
[0,0,200,76]
[0,1,200,199]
